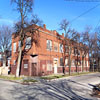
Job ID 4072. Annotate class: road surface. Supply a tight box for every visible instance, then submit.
[0,73,100,100]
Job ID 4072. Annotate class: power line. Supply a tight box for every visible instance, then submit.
[92,19,100,32]
[70,3,100,23]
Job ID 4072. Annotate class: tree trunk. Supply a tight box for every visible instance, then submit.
[69,47,71,75]
[16,48,22,77]
[82,56,84,72]
[92,58,94,72]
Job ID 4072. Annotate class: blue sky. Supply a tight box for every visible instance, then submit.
[0,0,100,33]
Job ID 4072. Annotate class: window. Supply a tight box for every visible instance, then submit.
[74,48,77,55]
[72,60,75,66]
[13,60,16,65]
[23,60,28,68]
[13,43,16,52]
[47,40,52,50]
[60,58,64,66]
[25,37,31,49]
[87,61,88,67]
[86,53,88,58]
[18,41,21,50]
[24,64,28,68]
[54,42,58,52]
[78,50,80,56]
[47,64,52,71]
[0,54,2,59]
[65,59,68,66]
[8,60,10,67]
[59,44,63,53]
[65,45,69,53]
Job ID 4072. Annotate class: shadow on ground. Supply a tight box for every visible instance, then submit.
[9,79,97,100]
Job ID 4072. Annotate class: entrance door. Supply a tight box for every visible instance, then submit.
[31,63,37,76]
[54,60,58,74]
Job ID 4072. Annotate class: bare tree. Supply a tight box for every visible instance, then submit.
[81,26,99,72]
[59,19,80,75]
[11,0,40,77]
[0,25,12,67]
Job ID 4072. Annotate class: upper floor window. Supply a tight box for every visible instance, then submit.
[0,54,2,59]
[47,40,52,51]
[25,37,31,49]
[13,43,16,52]
[78,50,80,56]
[54,42,58,52]
[65,45,69,53]
[74,48,77,55]
[59,44,63,53]
[18,41,21,50]
[13,60,16,65]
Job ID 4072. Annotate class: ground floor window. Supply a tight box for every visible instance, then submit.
[47,64,52,71]
[23,60,28,69]
[60,58,64,66]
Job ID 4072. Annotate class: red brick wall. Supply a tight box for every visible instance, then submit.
[11,24,90,76]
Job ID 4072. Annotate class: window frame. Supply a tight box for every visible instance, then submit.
[46,40,52,51]
[59,43,63,53]
[13,42,16,52]
[25,37,31,49]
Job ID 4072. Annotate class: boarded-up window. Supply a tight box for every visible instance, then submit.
[47,64,52,71]
[23,60,28,69]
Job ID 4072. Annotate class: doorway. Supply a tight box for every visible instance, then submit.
[31,63,37,76]
[54,60,58,74]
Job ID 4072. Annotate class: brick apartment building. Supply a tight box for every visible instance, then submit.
[11,24,89,76]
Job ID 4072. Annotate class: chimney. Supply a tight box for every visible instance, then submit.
[62,33,64,37]
[43,24,46,29]
[53,30,57,35]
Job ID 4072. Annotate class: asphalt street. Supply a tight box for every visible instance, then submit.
[0,73,100,100]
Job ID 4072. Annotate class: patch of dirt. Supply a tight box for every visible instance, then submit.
[91,84,100,98]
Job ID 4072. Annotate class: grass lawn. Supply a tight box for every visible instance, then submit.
[0,75,38,84]
[40,72,96,80]
[0,75,23,81]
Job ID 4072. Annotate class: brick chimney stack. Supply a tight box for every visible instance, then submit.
[43,24,46,29]
[62,33,64,37]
